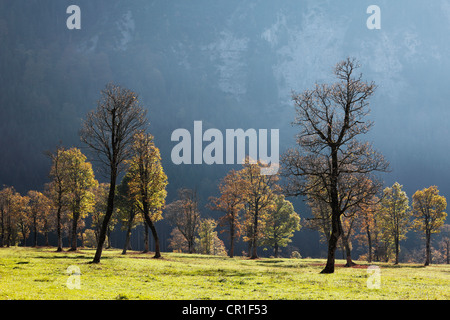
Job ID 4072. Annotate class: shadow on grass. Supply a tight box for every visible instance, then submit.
[33,255,113,260]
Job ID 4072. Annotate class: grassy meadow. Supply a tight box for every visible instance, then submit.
[0,247,449,300]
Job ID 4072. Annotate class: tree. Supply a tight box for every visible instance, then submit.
[241,159,279,259]
[303,181,332,245]
[168,228,189,253]
[354,195,380,263]
[260,195,301,258]
[91,182,110,248]
[281,58,388,273]
[338,212,358,266]
[127,132,168,258]
[27,190,51,247]
[166,188,201,254]
[208,169,246,257]
[0,186,15,247]
[439,224,450,264]
[379,182,411,264]
[116,174,142,254]
[61,148,97,251]
[90,182,118,249]
[47,145,70,252]
[412,186,447,266]
[14,193,30,246]
[80,83,147,263]
[196,218,226,256]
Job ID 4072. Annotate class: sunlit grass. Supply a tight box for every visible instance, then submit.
[0,247,448,300]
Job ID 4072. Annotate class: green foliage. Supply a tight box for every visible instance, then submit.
[126,133,168,222]
[196,218,227,256]
[59,148,97,220]
[380,182,411,242]
[379,182,411,263]
[260,195,301,257]
[412,186,447,235]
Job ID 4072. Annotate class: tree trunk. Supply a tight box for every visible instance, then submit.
[446,242,449,264]
[92,172,117,263]
[394,235,399,265]
[250,205,259,259]
[33,216,37,247]
[56,201,63,252]
[274,243,279,258]
[424,230,431,266]
[321,213,341,273]
[106,228,111,249]
[321,148,340,274]
[366,225,372,263]
[229,214,235,258]
[341,220,356,267]
[122,216,134,255]
[143,223,149,253]
[143,214,161,258]
[69,210,79,251]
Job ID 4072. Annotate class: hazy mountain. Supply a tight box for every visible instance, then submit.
[1,0,449,257]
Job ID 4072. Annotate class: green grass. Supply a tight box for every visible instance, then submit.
[0,247,449,300]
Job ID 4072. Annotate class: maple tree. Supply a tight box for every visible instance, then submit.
[412,186,447,266]
[116,174,142,254]
[127,132,168,258]
[60,148,97,251]
[281,58,388,273]
[27,190,51,247]
[47,145,70,251]
[379,182,411,264]
[208,169,246,257]
[260,195,300,258]
[166,188,201,254]
[240,159,279,259]
[80,83,147,263]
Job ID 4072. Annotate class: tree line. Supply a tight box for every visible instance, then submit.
[305,181,449,266]
[1,59,449,273]
[280,57,448,272]
[0,84,301,261]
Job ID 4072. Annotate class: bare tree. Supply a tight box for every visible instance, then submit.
[80,83,147,263]
[281,58,389,273]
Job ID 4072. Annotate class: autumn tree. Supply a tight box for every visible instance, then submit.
[241,159,279,259]
[80,83,147,263]
[303,183,332,245]
[116,174,142,254]
[412,186,447,266]
[379,182,411,264]
[440,224,450,264]
[61,148,97,251]
[127,132,167,258]
[260,195,301,258]
[14,193,30,246]
[281,58,388,273]
[0,186,15,247]
[166,188,201,254]
[47,145,70,252]
[196,218,227,256]
[354,195,380,263]
[208,169,246,257]
[91,182,108,247]
[168,228,189,253]
[27,190,51,247]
